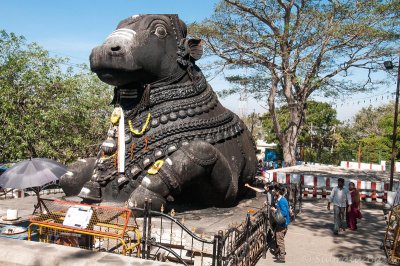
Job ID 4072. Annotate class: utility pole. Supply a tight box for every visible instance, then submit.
[383,55,400,191]
[386,56,400,191]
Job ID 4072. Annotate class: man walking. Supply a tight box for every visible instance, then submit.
[327,178,352,235]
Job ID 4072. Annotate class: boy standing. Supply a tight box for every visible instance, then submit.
[271,185,290,262]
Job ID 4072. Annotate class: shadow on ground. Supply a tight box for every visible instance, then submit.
[293,199,387,265]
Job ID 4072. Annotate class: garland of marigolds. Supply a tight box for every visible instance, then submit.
[128,113,151,136]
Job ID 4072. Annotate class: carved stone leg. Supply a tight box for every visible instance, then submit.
[127,140,237,210]
[59,158,96,197]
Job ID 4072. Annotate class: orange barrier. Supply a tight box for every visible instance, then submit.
[28,199,140,256]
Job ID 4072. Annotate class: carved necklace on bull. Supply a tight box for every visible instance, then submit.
[101,89,152,177]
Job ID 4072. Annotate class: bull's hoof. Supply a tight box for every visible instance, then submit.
[127,185,166,212]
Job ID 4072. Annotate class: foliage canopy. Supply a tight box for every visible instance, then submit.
[190,0,400,165]
[0,30,112,163]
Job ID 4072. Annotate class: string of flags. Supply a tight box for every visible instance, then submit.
[330,91,395,108]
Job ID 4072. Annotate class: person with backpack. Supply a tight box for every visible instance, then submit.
[271,185,290,263]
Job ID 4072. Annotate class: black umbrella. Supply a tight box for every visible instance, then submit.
[0,158,68,213]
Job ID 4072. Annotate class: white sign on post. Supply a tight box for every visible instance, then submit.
[62,206,93,229]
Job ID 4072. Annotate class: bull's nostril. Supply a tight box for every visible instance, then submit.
[111,46,121,52]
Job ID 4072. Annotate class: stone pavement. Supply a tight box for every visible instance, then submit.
[256,199,389,266]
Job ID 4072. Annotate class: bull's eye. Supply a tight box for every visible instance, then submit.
[154,25,167,38]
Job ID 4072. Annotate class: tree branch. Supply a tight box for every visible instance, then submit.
[268,76,282,140]
[224,0,282,40]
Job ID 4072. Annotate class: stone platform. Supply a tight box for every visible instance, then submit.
[0,237,175,266]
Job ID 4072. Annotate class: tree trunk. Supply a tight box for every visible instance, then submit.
[280,129,298,167]
[268,78,303,167]
[270,107,301,167]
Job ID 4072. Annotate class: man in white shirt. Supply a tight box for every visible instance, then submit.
[327,178,352,235]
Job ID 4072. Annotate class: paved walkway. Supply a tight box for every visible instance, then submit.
[257,199,389,266]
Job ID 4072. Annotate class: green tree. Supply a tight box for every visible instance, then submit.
[261,100,340,163]
[335,123,358,162]
[241,111,264,140]
[352,104,393,137]
[348,102,399,163]
[359,135,391,163]
[301,101,340,163]
[0,30,112,163]
[190,0,400,166]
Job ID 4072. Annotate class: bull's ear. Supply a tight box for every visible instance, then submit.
[188,38,203,61]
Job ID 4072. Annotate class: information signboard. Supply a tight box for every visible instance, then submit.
[62,206,93,229]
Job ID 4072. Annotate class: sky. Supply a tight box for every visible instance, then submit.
[0,0,397,122]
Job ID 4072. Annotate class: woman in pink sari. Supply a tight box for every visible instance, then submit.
[347,182,361,230]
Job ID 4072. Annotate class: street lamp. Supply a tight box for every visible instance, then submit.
[385,57,400,191]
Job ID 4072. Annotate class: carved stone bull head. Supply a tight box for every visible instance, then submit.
[90,14,203,88]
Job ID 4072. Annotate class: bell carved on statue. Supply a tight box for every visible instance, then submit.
[78,180,102,202]
[117,174,129,186]
[101,138,117,155]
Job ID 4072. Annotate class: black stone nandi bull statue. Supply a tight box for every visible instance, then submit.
[67,14,257,210]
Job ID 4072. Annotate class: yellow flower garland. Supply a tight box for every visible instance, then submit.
[110,108,122,124]
[128,113,152,136]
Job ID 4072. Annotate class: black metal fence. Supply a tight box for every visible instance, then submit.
[131,183,302,266]
[133,200,216,265]
[0,188,16,200]
[215,209,269,266]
